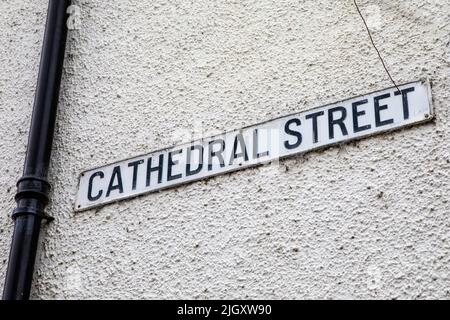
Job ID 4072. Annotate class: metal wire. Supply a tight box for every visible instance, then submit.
[354,0,401,93]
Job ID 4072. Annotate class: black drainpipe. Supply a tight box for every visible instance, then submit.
[3,0,71,300]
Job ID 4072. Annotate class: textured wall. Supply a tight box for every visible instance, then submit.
[0,0,449,299]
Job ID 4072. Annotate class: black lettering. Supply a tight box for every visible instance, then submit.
[167,149,183,181]
[374,93,394,127]
[146,154,164,186]
[128,160,144,190]
[394,87,415,120]
[328,107,348,139]
[186,145,204,176]
[284,118,302,150]
[253,129,269,159]
[208,139,226,171]
[230,133,249,165]
[87,171,104,201]
[305,111,325,143]
[106,166,123,198]
[352,99,371,133]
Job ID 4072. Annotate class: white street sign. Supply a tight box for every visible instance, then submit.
[75,80,433,211]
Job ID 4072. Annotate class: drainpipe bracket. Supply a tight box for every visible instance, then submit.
[11,207,54,222]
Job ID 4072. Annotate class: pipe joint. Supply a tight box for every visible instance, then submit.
[12,176,53,221]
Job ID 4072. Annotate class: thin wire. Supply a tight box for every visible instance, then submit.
[353,0,401,93]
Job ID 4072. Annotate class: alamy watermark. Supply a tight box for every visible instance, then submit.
[67,4,82,30]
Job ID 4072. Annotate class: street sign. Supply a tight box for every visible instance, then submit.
[75,80,433,211]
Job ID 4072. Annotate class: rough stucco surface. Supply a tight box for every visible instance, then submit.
[0,0,449,300]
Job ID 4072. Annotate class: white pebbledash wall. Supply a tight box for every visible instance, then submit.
[0,0,449,299]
